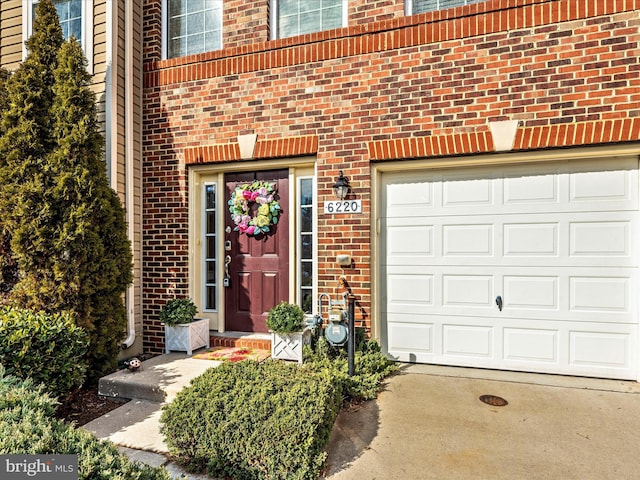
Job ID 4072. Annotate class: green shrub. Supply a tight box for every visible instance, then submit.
[0,0,133,381]
[0,307,89,399]
[304,335,398,402]
[266,301,305,333]
[159,298,197,326]
[0,369,171,480]
[161,360,342,480]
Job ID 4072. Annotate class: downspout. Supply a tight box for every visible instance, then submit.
[122,0,137,349]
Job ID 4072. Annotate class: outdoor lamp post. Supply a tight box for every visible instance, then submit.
[332,171,350,200]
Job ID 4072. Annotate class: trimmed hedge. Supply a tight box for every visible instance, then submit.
[0,370,171,480]
[161,360,342,480]
[0,307,89,399]
[304,336,398,402]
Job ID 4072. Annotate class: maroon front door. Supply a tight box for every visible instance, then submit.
[224,170,289,332]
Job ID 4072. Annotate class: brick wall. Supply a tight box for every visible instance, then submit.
[142,0,640,352]
[223,1,270,49]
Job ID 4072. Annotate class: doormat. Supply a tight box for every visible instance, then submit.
[193,346,271,363]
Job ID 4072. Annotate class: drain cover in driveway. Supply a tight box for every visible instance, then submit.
[479,395,508,407]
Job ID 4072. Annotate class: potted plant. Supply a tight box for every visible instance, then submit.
[161,298,209,355]
[267,301,310,364]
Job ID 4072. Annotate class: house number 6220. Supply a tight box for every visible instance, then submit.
[324,200,362,214]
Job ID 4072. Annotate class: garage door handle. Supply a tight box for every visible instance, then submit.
[496,296,503,312]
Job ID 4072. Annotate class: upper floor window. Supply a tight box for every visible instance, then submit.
[164,0,223,59]
[272,0,347,40]
[25,0,93,68]
[409,0,485,14]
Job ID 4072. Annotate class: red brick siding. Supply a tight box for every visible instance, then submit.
[142,1,162,63]
[183,135,320,164]
[223,1,270,49]
[368,119,640,160]
[351,0,406,25]
[144,0,412,63]
[369,131,496,160]
[143,0,640,352]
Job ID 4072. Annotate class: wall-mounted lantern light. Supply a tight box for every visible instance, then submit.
[332,171,351,200]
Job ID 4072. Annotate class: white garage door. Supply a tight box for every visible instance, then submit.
[381,157,639,380]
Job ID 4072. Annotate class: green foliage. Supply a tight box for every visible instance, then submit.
[266,301,305,333]
[0,3,62,304]
[0,4,132,380]
[159,298,198,326]
[304,334,398,402]
[0,370,171,480]
[0,68,16,300]
[161,337,396,480]
[0,68,10,128]
[0,307,89,399]
[161,361,342,480]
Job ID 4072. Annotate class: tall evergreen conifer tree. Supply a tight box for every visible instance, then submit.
[49,38,133,378]
[0,0,133,379]
[0,0,63,301]
[0,68,17,296]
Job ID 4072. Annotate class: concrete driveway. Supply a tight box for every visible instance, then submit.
[324,364,640,480]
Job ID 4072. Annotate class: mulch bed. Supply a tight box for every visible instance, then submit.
[55,385,130,426]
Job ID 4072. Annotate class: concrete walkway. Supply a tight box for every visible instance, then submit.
[85,353,220,479]
[85,355,640,479]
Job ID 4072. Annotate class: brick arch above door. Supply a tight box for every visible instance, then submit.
[184,135,319,165]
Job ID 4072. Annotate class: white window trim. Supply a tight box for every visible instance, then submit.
[161,0,169,59]
[405,0,413,15]
[270,0,349,41]
[161,0,224,60]
[23,0,94,74]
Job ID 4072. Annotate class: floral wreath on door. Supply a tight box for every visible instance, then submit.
[228,181,281,236]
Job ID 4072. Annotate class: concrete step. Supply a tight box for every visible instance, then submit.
[90,353,225,479]
[99,335,271,402]
[98,353,221,402]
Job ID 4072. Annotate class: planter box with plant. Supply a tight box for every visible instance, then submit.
[161,298,209,355]
[267,301,311,364]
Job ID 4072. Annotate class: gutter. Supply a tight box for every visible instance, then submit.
[122,0,137,349]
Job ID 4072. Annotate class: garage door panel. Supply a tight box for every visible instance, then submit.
[504,172,558,205]
[393,216,637,262]
[443,176,493,207]
[387,266,637,322]
[382,156,639,380]
[443,224,493,256]
[503,328,559,364]
[443,275,493,307]
[387,321,434,356]
[570,331,631,369]
[387,318,638,377]
[570,276,632,313]
[504,276,558,310]
[387,273,434,308]
[570,221,631,257]
[570,168,635,204]
[504,223,559,256]
[386,223,434,260]
[443,324,493,358]
[385,179,434,217]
